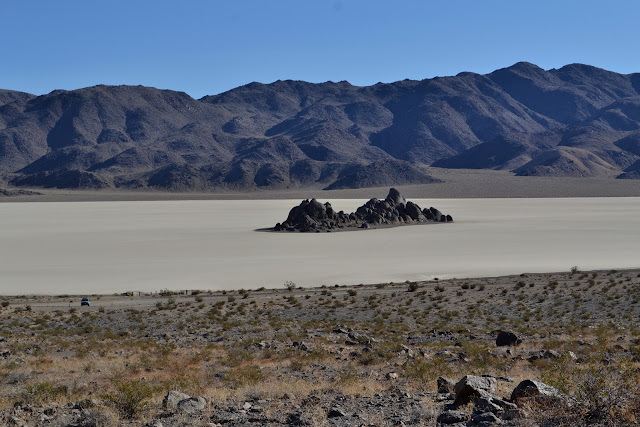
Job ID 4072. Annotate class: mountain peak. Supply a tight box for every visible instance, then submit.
[505,61,544,72]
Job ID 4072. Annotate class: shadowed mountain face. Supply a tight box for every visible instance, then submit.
[2,62,640,190]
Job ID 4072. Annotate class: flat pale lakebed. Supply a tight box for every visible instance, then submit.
[0,198,639,294]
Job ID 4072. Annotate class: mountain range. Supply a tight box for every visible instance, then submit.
[2,62,640,191]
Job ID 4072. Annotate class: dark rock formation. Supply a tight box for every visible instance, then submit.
[271,188,453,232]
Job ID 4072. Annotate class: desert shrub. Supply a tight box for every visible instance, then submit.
[21,381,67,404]
[407,282,419,292]
[102,378,154,419]
[535,365,640,425]
[284,281,297,291]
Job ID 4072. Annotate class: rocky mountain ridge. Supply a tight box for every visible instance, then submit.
[2,62,640,191]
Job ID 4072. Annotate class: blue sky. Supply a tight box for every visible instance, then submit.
[1,0,638,98]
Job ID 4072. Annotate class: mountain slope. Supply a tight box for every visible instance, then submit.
[2,62,640,191]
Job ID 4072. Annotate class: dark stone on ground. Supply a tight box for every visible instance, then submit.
[437,410,468,424]
[496,331,522,347]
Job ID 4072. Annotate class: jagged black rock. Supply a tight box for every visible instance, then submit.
[272,188,453,232]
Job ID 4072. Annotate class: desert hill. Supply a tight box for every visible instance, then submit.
[2,62,640,190]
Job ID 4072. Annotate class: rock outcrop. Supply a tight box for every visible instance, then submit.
[272,188,453,232]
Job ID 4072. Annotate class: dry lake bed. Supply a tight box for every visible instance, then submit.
[0,197,639,295]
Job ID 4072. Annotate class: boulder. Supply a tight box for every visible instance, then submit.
[429,207,443,221]
[385,187,406,208]
[308,198,327,218]
[511,379,561,402]
[496,331,521,347]
[325,203,335,218]
[162,390,190,411]
[177,396,207,414]
[454,375,497,402]
[404,201,422,220]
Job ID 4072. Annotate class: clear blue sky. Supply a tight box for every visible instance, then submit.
[1,0,639,99]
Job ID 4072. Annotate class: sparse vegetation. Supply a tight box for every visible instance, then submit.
[102,378,154,419]
[0,268,639,425]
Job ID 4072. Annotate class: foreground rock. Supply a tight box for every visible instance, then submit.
[162,391,190,411]
[176,397,207,414]
[162,390,207,414]
[454,375,497,403]
[511,379,562,402]
[272,188,453,232]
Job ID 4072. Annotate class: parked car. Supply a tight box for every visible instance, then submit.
[81,297,90,307]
